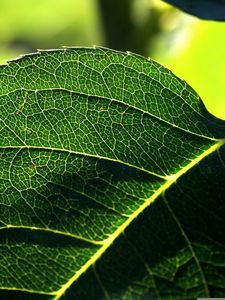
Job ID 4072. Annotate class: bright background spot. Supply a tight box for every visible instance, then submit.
[0,0,224,119]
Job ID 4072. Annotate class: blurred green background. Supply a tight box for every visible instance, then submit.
[0,0,224,119]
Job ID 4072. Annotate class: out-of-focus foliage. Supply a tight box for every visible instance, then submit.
[162,0,225,21]
[152,3,225,119]
[0,0,103,63]
[98,0,162,56]
[0,0,224,119]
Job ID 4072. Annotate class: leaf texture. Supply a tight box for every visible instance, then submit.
[0,47,225,300]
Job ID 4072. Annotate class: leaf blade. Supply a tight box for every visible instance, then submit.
[0,48,225,299]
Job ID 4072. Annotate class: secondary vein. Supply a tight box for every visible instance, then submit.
[52,139,225,300]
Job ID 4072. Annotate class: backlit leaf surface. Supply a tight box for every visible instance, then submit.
[0,47,225,299]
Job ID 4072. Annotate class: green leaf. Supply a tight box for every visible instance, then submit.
[0,47,225,300]
[162,0,225,21]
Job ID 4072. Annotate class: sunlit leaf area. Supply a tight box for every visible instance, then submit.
[1,40,225,300]
[0,1,225,299]
[0,0,224,119]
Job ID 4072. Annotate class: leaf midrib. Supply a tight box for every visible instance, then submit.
[51,139,224,300]
[1,48,224,298]
[1,126,224,298]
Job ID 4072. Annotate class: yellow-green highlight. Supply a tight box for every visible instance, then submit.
[154,14,225,120]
